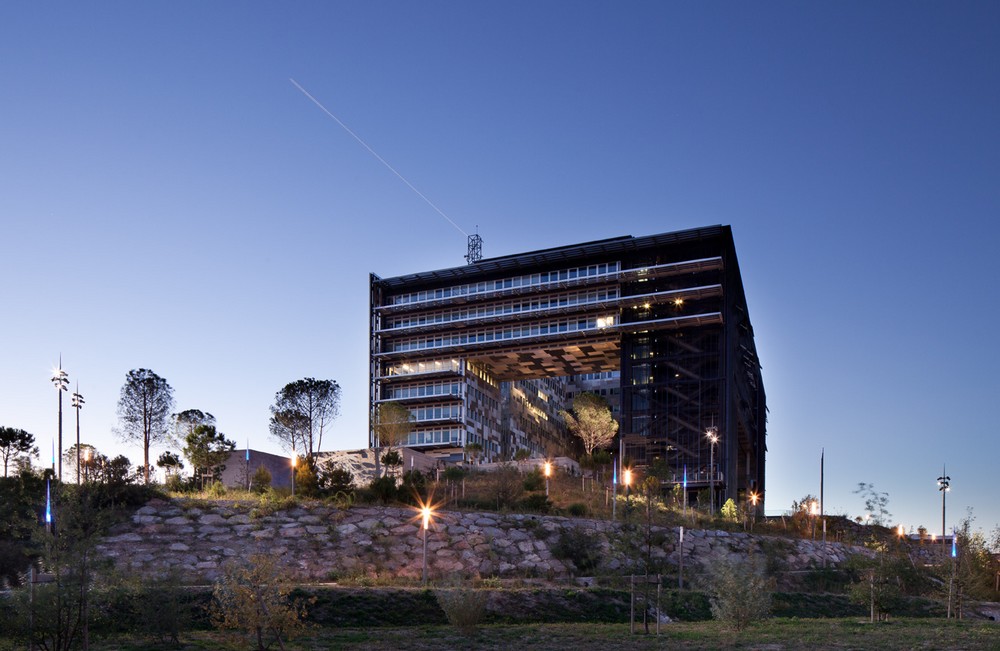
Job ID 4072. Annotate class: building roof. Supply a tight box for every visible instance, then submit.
[375,225,728,290]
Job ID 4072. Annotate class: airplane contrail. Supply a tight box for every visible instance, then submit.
[290,78,467,238]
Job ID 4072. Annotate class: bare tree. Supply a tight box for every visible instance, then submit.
[116,368,174,484]
[373,401,413,479]
[559,392,618,456]
[268,378,340,461]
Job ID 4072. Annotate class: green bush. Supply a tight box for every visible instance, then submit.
[567,503,588,517]
[703,552,773,631]
[551,528,602,574]
[367,476,398,504]
[522,470,545,492]
[435,584,490,635]
[250,465,272,494]
[519,493,551,513]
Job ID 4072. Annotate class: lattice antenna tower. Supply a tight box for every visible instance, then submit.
[465,229,483,264]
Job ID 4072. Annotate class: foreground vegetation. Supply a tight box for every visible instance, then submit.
[10,619,996,651]
[3,463,998,650]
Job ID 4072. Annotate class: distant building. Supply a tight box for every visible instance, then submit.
[219,447,442,490]
[370,225,766,509]
[219,449,294,490]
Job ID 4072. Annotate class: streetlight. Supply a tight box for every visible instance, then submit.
[623,467,633,513]
[937,466,950,555]
[291,453,297,497]
[51,361,69,482]
[420,503,434,585]
[83,447,92,483]
[748,491,760,531]
[71,387,84,485]
[544,461,552,497]
[705,427,719,516]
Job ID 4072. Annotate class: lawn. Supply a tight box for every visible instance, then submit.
[64,618,1000,651]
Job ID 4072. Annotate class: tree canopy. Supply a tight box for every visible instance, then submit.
[559,392,619,456]
[375,402,413,452]
[172,409,215,446]
[268,378,340,460]
[0,427,37,478]
[116,369,175,484]
[183,425,235,488]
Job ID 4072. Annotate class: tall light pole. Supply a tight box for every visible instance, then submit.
[291,452,297,497]
[51,361,69,482]
[937,465,950,555]
[544,461,552,497]
[71,386,84,485]
[706,427,719,516]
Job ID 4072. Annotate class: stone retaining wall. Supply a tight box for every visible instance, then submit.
[96,499,874,585]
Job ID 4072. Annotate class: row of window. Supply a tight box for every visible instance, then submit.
[383,381,462,400]
[575,371,621,381]
[385,315,617,353]
[383,288,620,330]
[389,262,622,306]
[405,427,463,446]
[467,362,498,388]
[384,359,461,377]
[412,405,462,422]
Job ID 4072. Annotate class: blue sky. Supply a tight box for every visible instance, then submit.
[2,2,998,538]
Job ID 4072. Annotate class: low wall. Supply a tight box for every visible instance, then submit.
[96,498,872,585]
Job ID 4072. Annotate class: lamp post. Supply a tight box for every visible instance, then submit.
[421,504,432,585]
[705,428,719,516]
[623,467,633,515]
[71,387,84,485]
[544,461,551,497]
[748,491,760,531]
[83,447,92,483]
[937,466,950,556]
[291,453,297,497]
[51,362,69,482]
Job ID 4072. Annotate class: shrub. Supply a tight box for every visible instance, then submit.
[318,463,354,496]
[520,493,551,513]
[567,503,588,517]
[435,583,489,635]
[368,476,398,504]
[703,552,773,631]
[551,527,602,574]
[250,465,272,494]
[211,554,313,650]
[522,470,545,492]
[164,473,188,493]
[207,480,226,497]
[488,463,523,510]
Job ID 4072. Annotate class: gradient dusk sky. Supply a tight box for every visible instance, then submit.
[2,2,998,538]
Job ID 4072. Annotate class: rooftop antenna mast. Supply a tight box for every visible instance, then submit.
[291,79,484,263]
[465,228,483,264]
